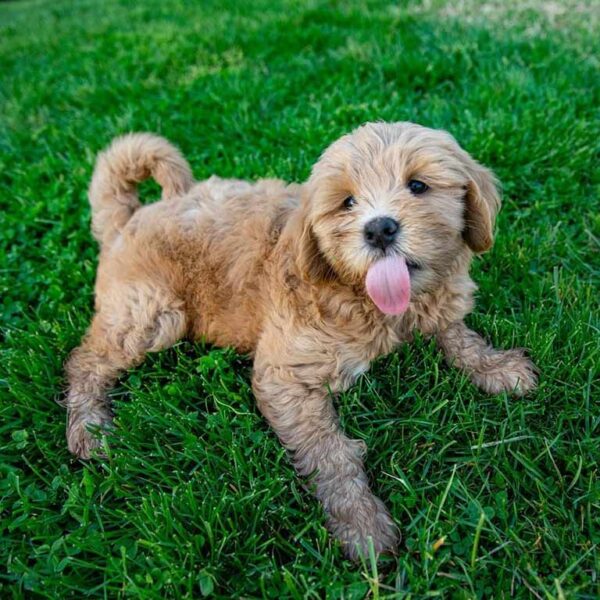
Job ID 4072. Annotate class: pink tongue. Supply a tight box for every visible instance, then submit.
[366,255,411,315]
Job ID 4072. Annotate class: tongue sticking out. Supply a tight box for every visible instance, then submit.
[365,255,411,315]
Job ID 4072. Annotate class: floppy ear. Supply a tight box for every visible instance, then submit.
[295,211,335,282]
[462,159,501,253]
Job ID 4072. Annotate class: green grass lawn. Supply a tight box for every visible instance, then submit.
[1,0,598,597]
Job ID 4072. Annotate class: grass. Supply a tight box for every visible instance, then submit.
[0,0,598,597]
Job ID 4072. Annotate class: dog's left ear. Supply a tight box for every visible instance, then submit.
[462,157,501,253]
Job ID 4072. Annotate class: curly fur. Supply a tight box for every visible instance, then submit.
[64,123,537,560]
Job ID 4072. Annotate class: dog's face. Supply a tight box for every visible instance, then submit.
[298,122,500,308]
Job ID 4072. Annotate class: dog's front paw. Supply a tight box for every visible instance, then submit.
[328,495,399,561]
[473,349,538,396]
[67,407,112,459]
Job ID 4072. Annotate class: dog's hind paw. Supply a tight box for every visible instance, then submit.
[67,407,113,460]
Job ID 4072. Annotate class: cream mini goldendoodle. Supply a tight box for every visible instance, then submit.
[64,122,537,559]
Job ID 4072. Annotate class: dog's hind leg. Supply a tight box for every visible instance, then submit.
[65,280,187,459]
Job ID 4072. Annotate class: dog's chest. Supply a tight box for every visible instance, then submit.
[338,357,371,388]
[332,320,400,391]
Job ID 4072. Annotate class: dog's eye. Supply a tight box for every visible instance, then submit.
[343,196,357,209]
[408,180,429,195]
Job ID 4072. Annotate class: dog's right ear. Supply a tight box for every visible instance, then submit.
[293,201,334,283]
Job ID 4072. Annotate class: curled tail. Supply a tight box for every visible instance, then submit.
[88,133,193,246]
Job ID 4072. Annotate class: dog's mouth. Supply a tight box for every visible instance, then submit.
[369,247,422,273]
[365,253,416,316]
[405,258,422,275]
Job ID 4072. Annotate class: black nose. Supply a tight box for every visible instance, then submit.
[364,217,400,250]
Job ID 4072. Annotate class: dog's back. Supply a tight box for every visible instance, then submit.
[94,151,302,352]
[163,176,301,351]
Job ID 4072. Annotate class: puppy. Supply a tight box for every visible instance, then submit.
[65,122,537,560]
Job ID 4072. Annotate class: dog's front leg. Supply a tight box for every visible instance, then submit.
[436,320,537,396]
[252,333,398,560]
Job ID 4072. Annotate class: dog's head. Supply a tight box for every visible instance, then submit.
[296,122,500,314]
